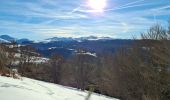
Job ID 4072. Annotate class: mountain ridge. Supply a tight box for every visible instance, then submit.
[0,35,116,43]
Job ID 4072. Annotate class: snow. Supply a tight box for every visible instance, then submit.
[48,47,57,50]
[48,47,64,50]
[0,76,118,100]
[30,57,49,63]
[68,48,74,51]
[77,52,97,57]
[13,53,49,64]
[0,38,10,43]
[14,53,21,58]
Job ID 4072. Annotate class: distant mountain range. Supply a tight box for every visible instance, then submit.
[0,35,32,43]
[44,36,114,42]
[0,35,114,43]
[0,35,133,58]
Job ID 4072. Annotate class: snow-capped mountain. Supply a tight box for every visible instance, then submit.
[0,35,32,43]
[0,38,10,43]
[45,36,113,42]
[0,35,16,42]
[45,37,75,42]
[0,35,114,43]
[76,36,112,41]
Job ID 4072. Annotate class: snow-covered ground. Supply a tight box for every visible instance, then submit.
[0,76,118,100]
[14,53,49,64]
[29,57,49,64]
[76,52,97,57]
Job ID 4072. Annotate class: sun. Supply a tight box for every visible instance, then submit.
[88,0,107,12]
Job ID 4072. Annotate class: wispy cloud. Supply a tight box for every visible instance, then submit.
[0,0,170,40]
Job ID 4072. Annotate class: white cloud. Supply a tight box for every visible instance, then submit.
[0,0,169,39]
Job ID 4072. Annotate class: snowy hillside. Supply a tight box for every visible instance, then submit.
[0,38,10,43]
[0,76,118,100]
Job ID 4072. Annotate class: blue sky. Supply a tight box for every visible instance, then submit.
[0,0,170,40]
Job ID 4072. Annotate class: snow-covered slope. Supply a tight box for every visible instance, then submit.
[0,38,10,43]
[0,76,118,100]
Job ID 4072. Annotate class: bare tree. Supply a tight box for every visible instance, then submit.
[18,45,38,75]
[0,43,14,76]
[141,24,170,100]
[141,24,168,40]
[107,24,170,100]
[0,44,8,72]
[50,53,63,84]
[71,50,97,90]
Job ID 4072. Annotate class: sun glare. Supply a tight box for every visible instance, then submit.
[88,0,107,12]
